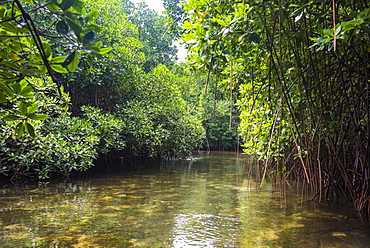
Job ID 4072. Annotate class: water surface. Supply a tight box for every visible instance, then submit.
[0,152,369,247]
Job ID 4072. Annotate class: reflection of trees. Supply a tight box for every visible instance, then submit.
[236,178,354,247]
[1,153,364,247]
[169,153,248,247]
[237,181,287,247]
[1,177,177,247]
[0,182,98,247]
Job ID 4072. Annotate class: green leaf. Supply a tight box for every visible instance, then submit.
[51,64,69,73]
[182,21,194,29]
[61,0,74,11]
[27,103,38,114]
[25,122,35,137]
[50,56,66,63]
[46,1,59,11]
[38,65,48,73]
[28,113,48,121]
[86,54,93,67]
[98,47,112,54]
[315,37,331,44]
[66,18,83,39]
[83,31,95,44]
[0,7,6,19]
[21,92,34,98]
[341,20,357,32]
[2,22,18,32]
[19,79,28,88]
[0,83,14,97]
[56,20,69,35]
[95,40,103,48]
[85,43,101,52]
[322,29,333,37]
[13,83,21,94]
[88,10,98,19]
[4,115,22,121]
[61,51,77,67]
[85,24,101,33]
[3,61,19,70]
[19,101,27,115]
[67,51,79,72]
[24,69,46,74]
[72,0,84,13]
[19,86,33,96]
[14,122,24,138]
[45,44,52,59]
[0,71,16,79]
[0,91,5,102]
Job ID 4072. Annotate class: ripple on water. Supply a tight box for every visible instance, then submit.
[171,213,240,247]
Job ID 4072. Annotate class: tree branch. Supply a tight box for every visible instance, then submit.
[13,0,62,95]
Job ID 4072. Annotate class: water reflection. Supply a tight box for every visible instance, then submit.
[172,213,239,247]
[0,152,369,247]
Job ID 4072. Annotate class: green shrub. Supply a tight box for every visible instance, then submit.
[0,105,126,180]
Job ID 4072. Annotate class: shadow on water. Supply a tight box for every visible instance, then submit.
[0,151,369,247]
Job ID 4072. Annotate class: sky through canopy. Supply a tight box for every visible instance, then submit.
[130,0,187,61]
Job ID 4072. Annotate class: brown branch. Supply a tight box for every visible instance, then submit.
[0,0,13,4]
[0,15,21,23]
[13,0,61,95]
[28,1,52,13]
[39,33,66,39]
[0,34,31,37]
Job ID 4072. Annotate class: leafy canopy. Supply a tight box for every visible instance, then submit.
[0,0,110,138]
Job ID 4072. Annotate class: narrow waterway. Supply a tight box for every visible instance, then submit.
[0,152,369,247]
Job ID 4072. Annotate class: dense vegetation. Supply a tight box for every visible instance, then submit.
[1,0,369,218]
[0,0,207,181]
[182,0,370,217]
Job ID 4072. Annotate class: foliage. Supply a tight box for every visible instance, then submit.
[163,0,187,39]
[65,0,145,113]
[118,65,205,160]
[203,99,239,151]
[182,0,370,217]
[1,103,125,180]
[122,0,178,72]
[0,0,206,181]
[81,106,126,154]
[159,63,240,151]
[14,114,99,180]
[0,0,110,137]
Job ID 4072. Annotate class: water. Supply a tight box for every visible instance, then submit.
[0,152,369,247]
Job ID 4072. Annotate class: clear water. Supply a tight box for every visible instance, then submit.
[0,152,369,247]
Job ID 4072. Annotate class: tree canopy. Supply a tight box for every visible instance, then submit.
[0,0,205,180]
[0,0,110,138]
